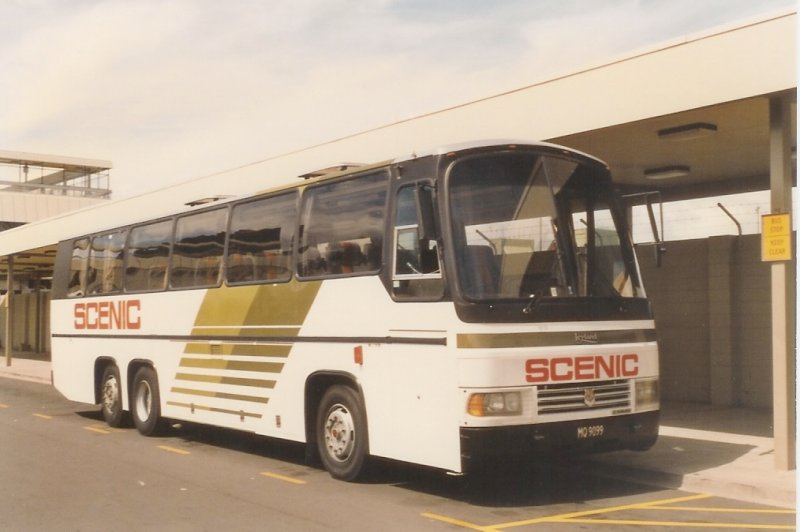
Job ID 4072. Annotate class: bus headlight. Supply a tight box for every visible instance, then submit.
[635,379,659,410]
[467,391,522,417]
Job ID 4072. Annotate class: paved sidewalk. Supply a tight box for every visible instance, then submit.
[0,357,795,508]
[0,357,51,384]
[583,403,797,509]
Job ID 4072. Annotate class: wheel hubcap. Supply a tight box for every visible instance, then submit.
[135,380,152,421]
[324,404,355,462]
[102,376,119,413]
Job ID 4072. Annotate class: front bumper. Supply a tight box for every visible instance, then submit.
[460,410,659,470]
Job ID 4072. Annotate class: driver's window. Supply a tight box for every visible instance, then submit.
[392,185,443,299]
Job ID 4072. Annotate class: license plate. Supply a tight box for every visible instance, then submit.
[576,424,605,439]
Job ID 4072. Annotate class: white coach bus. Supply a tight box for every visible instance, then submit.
[51,141,659,480]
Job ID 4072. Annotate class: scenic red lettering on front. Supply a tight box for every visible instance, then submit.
[524,354,640,383]
[622,353,638,376]
[574,356,594,379]
[551,357,573,381]
[524,359,548,383]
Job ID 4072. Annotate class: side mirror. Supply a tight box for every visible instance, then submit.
[622,191,666,267]
[644,194,667,267]
[415,183,438,241]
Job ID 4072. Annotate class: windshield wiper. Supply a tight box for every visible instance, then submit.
[474,229,497,253]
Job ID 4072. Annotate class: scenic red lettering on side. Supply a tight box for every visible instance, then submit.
[73,299,142,330]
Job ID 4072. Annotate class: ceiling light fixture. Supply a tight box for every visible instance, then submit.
[657,122,717,141]
[644,165,691,180]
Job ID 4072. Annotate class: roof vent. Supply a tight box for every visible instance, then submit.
[185,195,231,207]
[298,163,363,180]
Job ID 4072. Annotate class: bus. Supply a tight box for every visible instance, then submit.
[50,141,659,480]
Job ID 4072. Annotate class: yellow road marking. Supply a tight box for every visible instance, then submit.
[32,413,52,420]
[648,505,796,514]
[421,512,497,531]
[260,472,307,485]
[422,492,793,531]
[493,493,713,528]
[84,426,111,435]
[559,518,795,529]
[157,445,191,455]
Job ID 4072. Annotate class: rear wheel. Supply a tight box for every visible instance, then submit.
[100,365,127,428]
[131,366,162,436]
[316,385,368,481]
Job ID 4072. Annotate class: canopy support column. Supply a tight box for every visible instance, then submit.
[5,255,13,367]
[768,94,795,471]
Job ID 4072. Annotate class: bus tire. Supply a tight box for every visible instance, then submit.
[316,385,368,481]
[100,364,127,428]
[131,366,162,436]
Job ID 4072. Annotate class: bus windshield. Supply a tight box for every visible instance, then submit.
[448,150,644,302]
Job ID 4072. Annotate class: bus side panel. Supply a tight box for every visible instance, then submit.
[268,277,463,472]
[360,343,461,472]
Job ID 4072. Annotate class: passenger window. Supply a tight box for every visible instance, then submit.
[227,192,296,284]
[87,231,127,295]
[170,208,227,289]
[67,238,90,297]
[392,185,443,299]
[297,172,388,278]
[125,219,172,292]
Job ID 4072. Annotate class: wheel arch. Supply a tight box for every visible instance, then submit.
[304,371,366,453]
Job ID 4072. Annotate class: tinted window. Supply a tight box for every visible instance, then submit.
[297,172,388,278]
[170,208,227,289]
[87,231,127,295]
[67,238,90,297]
[227,192,296,284]
[125,219,172,292]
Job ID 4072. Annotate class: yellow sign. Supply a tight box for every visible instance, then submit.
[761,213,792,262]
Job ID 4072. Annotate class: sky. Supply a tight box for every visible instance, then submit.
[0,0,795,198]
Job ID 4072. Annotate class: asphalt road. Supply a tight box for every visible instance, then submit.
[0,378,794,531]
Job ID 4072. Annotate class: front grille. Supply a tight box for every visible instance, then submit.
[537,379,630,415]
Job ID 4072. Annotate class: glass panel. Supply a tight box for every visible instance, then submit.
[392,185,443,299]
[227,193,295,284]
[298,172,388,277]
[170,208,227,289]
[67,238,90,297]
[87,231,127,295]
[448,151,643,302]
[125,219,172,292]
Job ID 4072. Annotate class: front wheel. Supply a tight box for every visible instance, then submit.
[316,385,369,481]
[131,366,162,436]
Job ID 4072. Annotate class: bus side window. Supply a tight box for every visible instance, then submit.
[125,219,172,293]
[297,171,389,278]
[227,192,296,285]
[392,185,443,299]
[170,208,227,289]
[87,231,126,295]
[67,238,90,297]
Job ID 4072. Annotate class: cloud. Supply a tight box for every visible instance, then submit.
[0,0,794,197]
